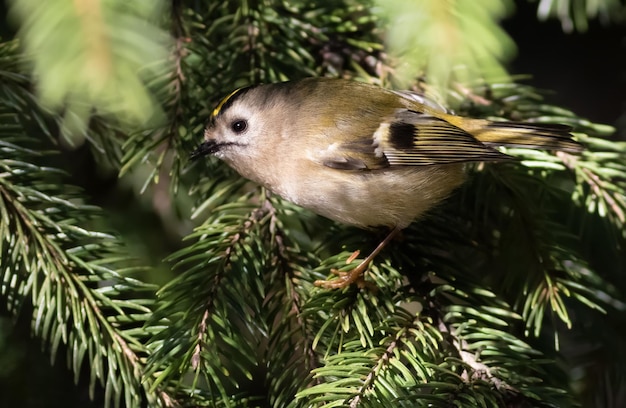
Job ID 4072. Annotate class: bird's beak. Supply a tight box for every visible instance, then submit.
[190,140,220,160]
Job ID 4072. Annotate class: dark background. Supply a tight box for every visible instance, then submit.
[0,1,625,406]
[504,1,626,138]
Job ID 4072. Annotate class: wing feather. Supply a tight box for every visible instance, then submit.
[318,109,510,170]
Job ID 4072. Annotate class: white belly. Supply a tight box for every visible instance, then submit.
[278,164,465,229]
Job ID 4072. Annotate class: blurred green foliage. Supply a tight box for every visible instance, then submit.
[8,0,171,148]
[375,0,516,96]
[534,0,626,32]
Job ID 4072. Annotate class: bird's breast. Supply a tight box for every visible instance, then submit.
[274,163,466,229]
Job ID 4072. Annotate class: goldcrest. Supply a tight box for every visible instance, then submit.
[192,78,581,288]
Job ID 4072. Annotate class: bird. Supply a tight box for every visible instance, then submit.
[191,77,582,289]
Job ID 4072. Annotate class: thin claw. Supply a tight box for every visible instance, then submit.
[314,227,402,290]
[346,250,360,264]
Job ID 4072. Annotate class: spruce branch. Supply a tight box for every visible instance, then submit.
[1,37,160,408]
[556,137,626,236]
[0,136,156,407]
[297,277,569,407]
[119,0,191,191]
[262,197,324,406]
[147,184,299,403]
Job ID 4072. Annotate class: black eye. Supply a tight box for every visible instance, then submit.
[231,119,248,133]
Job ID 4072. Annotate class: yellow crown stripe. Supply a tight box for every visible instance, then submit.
[212,88,245,118]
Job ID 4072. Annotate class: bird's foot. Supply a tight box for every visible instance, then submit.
[314,251,375,290]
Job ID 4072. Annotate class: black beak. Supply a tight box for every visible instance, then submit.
[190,140,220,160]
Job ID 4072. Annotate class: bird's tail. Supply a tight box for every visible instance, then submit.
[466,120,583,153]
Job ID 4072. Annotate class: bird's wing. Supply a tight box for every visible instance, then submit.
[319,109,511,170]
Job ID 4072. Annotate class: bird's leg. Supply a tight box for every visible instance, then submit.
[315,226,401,289]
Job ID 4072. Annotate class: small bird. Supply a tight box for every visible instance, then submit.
[191,78,581,289]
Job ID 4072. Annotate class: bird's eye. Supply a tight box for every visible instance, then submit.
[231,119,248,133]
